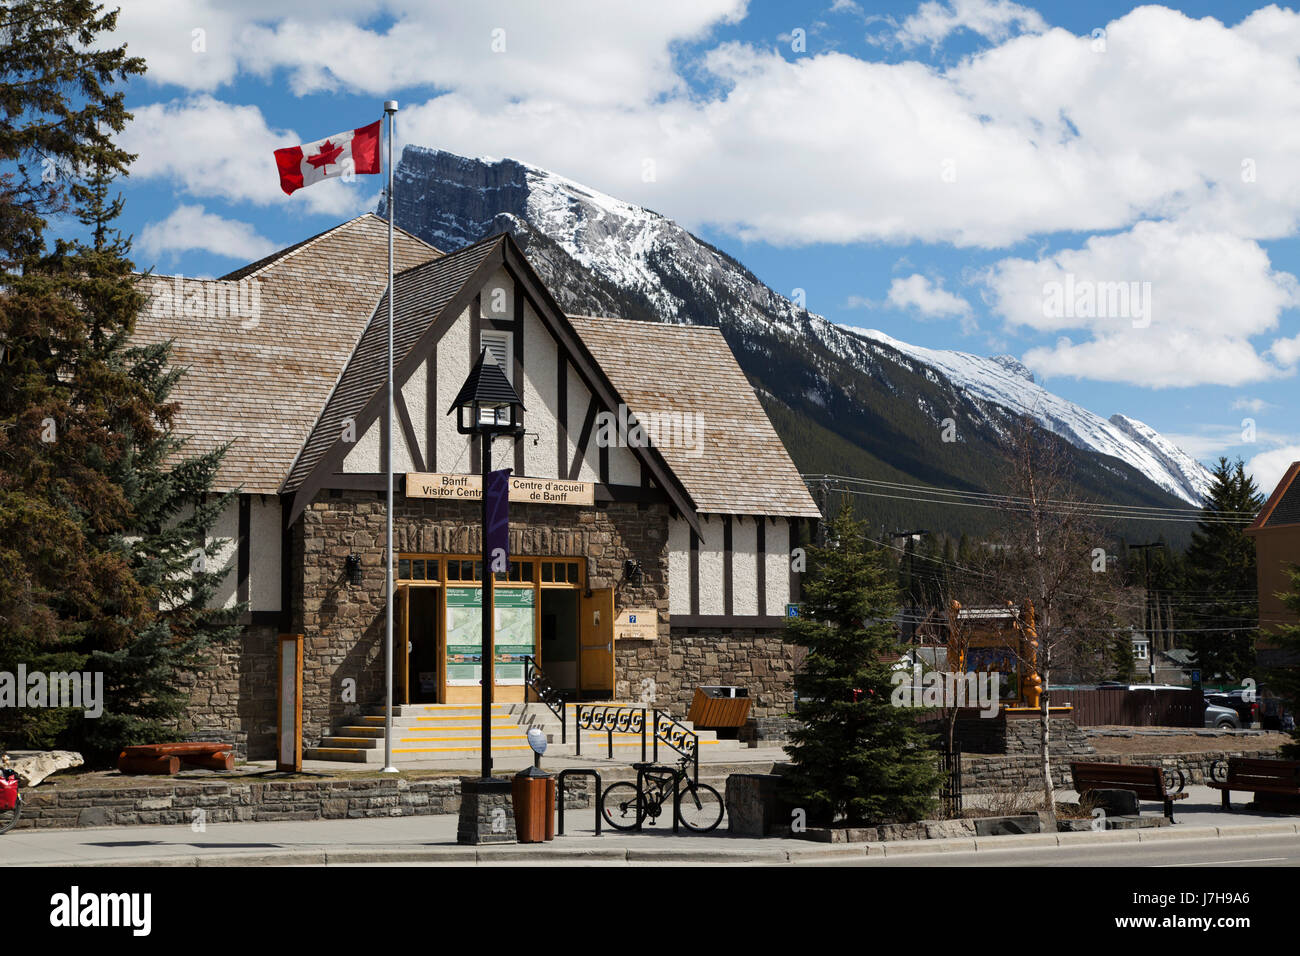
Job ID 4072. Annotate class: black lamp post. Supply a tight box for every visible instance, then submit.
[449,347,524,780]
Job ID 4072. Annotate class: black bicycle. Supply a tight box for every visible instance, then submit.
[0,754,22,835]
[600,756,724,833]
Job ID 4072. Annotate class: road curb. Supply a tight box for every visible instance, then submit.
[23,820,1300,866]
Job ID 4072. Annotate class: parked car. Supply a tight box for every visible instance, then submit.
[1204,690,1260,728]
[1203,698,1241,729]
[1262,696,1295,731]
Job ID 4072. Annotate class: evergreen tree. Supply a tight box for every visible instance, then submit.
[1182,459,1263,682]
[781,500,941,826]
[1265,566,1300,759]
[1,1,241,762]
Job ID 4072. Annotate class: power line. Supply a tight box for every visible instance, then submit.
[806,474,1256,525]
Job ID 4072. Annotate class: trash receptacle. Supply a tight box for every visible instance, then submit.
[689,686,752,728]
[512,767,556,843]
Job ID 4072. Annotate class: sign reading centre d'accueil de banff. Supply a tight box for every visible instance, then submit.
[405,472,596,506]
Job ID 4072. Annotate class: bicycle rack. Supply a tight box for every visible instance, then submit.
[635,763,681,834]
[556,769,602,836]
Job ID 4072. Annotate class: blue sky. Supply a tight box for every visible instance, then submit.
[101,0,1300,492]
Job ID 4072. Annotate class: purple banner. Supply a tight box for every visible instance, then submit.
[486,468,511,572]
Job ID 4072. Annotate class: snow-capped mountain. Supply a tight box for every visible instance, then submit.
[383,147,1210,531]
[842,329,1212,505]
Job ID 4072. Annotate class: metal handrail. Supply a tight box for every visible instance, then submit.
[575,704,648,762]
[571,704,700,783]
[522,656,567,744]
[652,709,699,785]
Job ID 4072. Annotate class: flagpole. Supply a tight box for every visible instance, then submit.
[382,99,399,774]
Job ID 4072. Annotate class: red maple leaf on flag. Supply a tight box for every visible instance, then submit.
[306,139,344,170]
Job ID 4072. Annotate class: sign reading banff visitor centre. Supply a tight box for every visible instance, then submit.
[405,472,595,506]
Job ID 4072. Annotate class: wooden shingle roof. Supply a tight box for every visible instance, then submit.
[1247,461,1300,533]
[131,214,442,493]
[568,316,821,518]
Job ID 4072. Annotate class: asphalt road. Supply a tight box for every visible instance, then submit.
[818,831,1300,866]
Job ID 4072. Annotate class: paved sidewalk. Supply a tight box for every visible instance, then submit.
[2,784,1296,867]
[241,746,789,775]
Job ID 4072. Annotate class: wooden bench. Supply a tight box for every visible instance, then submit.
[117,743,234,775]
[1207,758,1300,811]
[1070,761,1188,823]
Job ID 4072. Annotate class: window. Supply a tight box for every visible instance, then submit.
[1133,640,1149,661]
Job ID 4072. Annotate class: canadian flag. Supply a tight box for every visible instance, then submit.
[274,119,381,195]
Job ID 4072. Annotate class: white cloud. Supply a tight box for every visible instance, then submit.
[886,273,972,317]
[1231,397,1273,413]
[982,220,1300,387]
[121,95,370,216]
[115,1,747,106]
[1270,333,1300,368]
[895,0,1046,48]
[1247,445,1300,497]
[137,204,280,264]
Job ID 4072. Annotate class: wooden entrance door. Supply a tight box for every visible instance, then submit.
[396,585,410,705]
[579,588,614,697]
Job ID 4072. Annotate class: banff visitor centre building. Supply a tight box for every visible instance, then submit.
[134,214,821,761]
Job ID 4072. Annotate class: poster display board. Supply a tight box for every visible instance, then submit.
[445,587,536,686]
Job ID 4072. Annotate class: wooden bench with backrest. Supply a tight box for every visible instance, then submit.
[1206,757,1300,811]
[1070,761,1188,822]
[117,743,235,775]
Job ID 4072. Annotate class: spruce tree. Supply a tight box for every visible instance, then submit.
[1182,459,1264,682]
[781,500,941,826]
[1,0,241,762]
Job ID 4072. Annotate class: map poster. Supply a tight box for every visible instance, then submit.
[445,587,536,686]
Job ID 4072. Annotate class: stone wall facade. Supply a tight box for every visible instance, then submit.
[292,490,671,757]
[17,774,593,831]
[174,622,279,759]
[930,713,1095,759]
[618,626,802,721]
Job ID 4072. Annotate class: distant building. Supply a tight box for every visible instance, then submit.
[1245,461,1300,669]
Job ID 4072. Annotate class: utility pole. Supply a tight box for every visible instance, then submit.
[1128,542,1166,683]
[891,530,929,646]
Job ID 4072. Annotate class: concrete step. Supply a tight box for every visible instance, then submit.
[307,700,748,764]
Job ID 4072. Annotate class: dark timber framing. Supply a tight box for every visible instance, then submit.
[568,398,599,482]
[689,527,700,616]
[394,389,425,473]
[789,517,802,604]
[469,292,482,469]
[756,517,767,617]
[672,614,787,630]
[425,356,437,472]
[722,515,733,616]
[556,353,568,478]
[236,494,251,615]
[513,283,525,477]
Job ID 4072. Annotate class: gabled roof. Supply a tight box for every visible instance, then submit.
[1247,461,1300,534]
[131,214,442,493]
[283,233,703,532]
[283,233,507,498]
[568,316,821,518]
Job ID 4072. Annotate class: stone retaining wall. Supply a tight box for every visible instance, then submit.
[16,775,592,831]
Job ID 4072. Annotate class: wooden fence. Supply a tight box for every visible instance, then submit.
[1051,687,1203,727]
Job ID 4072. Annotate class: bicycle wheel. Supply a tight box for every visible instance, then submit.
[676,782,724,833]
[0,795,22,835]
[600,782,645,831]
